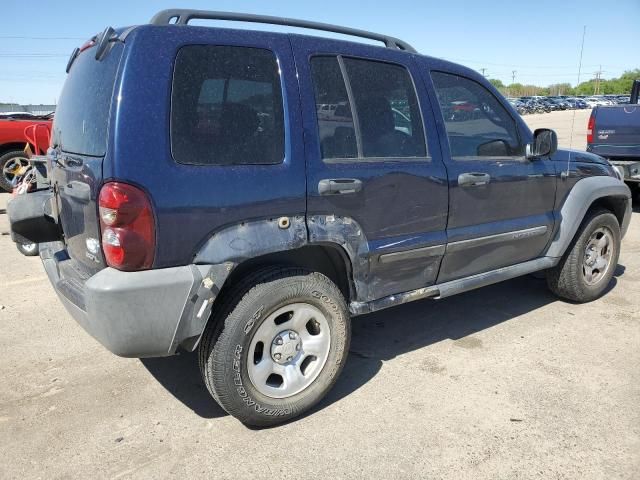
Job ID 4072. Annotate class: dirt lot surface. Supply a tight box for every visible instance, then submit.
[1,110,639,479]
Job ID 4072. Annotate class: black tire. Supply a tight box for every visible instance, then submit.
[16,242,39,256]
[0,150,30,192]
[199,266,350,427]
[546,209,621,302]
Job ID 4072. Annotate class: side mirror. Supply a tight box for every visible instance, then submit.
[527,128,558,159]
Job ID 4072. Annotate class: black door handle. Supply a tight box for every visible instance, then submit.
[318,178,363,195]
[458,172,491,187]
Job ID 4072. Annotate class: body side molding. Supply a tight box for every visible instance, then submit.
[446,226,548,253]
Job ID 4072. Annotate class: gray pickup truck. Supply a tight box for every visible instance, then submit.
[587,80,640,195]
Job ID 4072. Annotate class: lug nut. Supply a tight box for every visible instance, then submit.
[289,332,297,340]
[286,356,292,362]
[275,337,283,345]
[274,353,281,360]
[296,344,301,351]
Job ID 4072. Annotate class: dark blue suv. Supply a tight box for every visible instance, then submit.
[8,9,632,426]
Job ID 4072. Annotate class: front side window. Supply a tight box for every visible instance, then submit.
[171,46,284,166]
[309,55,427,161]
[431,72,524,160]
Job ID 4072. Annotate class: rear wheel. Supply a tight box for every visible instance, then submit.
[0,150,30,192]
[16,242,39,256]
[546,209,620,302]
[199,266,350,426]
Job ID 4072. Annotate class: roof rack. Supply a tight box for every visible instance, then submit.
[149,9,417,53]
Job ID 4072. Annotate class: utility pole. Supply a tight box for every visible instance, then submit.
[480,68,487,77]
[512,70,517,84]
[593,66,603,95]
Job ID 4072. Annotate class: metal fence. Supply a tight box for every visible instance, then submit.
[0,104,56,115]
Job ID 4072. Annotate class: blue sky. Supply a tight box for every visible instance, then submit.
[1,0,638,104]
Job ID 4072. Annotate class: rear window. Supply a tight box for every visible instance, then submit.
[52,43,123,157]
[171,46,285,166]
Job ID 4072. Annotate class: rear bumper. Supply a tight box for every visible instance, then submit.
[40,242,230,358]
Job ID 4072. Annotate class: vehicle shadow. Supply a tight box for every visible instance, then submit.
[140,269,624,423]
[141,353,228,419]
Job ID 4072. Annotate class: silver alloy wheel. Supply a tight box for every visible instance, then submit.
[21,243,38,253]
[583,227,614,285]
[2,156,30,186]
[247,302,331,399]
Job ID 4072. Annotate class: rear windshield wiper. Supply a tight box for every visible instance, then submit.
[65,27,120,73]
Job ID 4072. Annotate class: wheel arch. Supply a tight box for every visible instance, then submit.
[546,176,632,258]
[0,142,31,157]
[177,217,359,352]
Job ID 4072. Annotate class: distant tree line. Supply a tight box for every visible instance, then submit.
[488,69,639,97]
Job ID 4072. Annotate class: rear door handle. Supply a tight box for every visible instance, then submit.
[458,172,491,187]
[318,178,363,195]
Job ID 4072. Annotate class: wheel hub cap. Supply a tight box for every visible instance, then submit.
[270,330,302,364]
[247,303,331,399]
[582,227,614,286]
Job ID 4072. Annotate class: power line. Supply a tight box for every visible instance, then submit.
[0,36,86,40]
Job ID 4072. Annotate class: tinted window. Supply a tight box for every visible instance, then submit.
[310,57,357,159]
[52,43,124,156]
[431,72,524,159]
[344,58,426,158]
[171,46,284,166]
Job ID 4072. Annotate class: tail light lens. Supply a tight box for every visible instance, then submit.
[587,114,595,143]
[98,182,155,271]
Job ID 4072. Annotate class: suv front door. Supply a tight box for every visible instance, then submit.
[423,67,557,282]
[291,36,448,302]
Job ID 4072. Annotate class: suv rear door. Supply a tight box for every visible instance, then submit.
[291,36,448,301]
[50,41,125,275]
[420,63,557,282]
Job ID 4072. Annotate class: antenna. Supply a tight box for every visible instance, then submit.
[566,25,586,179]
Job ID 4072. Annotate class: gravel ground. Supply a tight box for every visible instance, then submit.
[1,110,639,479]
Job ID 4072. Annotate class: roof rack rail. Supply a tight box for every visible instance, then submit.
[149,9,417,53]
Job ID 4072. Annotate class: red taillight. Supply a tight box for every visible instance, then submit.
[587,114,595,144]
[98,182,155,271]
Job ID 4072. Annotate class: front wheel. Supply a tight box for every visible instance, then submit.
[199,267,350,426]
[546,209,621,302]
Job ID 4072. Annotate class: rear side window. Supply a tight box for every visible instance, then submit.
[431,72,524,160]
[171,46,285,166]
[310,56,427,161]
[52,43,124,157]
[344,58,426,158]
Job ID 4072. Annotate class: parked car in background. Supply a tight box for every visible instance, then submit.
[0,112,53,191]
[8,9,632,426]
[587,80,640,194]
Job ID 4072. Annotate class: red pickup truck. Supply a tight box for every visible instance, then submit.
[0,113,53,191]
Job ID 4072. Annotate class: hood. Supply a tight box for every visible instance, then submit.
[552,148,609,165]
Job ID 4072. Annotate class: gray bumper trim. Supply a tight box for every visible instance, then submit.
[41,243,230,358]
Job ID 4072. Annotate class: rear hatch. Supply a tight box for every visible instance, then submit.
[50,40,124,275]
